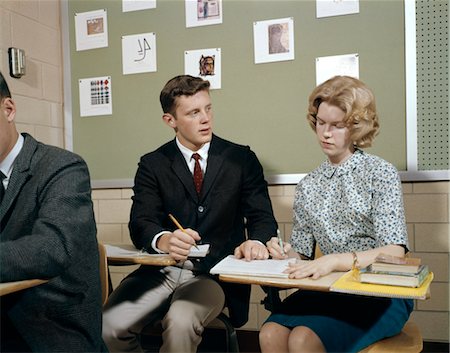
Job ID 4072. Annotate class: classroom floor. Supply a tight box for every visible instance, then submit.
[141,329,449,353]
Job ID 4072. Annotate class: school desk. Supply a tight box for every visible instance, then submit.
[105,244,177,266]
[218,271,432,300]
[0,279,48,296]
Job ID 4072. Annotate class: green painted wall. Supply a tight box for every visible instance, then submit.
[68,0,407,181]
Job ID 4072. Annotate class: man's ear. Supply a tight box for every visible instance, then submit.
[2,97,16,122]
[162,113,176,128]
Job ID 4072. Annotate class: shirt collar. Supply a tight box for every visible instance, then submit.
[175,137,210,162]
[321,149,363,178]
[0,133,24,179]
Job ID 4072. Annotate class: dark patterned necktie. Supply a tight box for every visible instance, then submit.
[0,172,6,204]
[192,153,203,195]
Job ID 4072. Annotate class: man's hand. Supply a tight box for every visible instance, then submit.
[157,229,201,261]
[234,240,269,261]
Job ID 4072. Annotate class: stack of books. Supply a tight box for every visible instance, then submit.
[360,254,429,288]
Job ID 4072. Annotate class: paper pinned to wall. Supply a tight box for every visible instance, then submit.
[315,53,359,85]
[122,32,157,75]
[79,76,112,117]
[185,0,223,28]
[75,9,108,51]
[185,48,221,89]
[253,17,295,64]
[316,0,359,19]
[122,0,156,12]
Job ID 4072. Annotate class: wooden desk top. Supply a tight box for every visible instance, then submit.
[107,255,177,266]
[219,271,344,291]
[106,244,177,266]
[0,279,48,297]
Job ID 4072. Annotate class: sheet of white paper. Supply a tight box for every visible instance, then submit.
[185,48,221,89]
[75,9,108,51]
[123,0,156,12]
[253,17,295,64]
[79,76,112,117]
[316,0,359,19]
[315,53,359,85]
[210,255,298,278]
[122,32,157,75]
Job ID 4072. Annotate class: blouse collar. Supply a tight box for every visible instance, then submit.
[321,149,364,178]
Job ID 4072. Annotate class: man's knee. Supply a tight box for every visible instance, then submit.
[163,305,204,336]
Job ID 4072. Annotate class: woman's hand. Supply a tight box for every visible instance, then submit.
[266,237,291,259]
[284,254,339,279]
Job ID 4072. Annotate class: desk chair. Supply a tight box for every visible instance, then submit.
[261,246,423,353]
[98,242,109,306]
[359,320,422,353]
[98,243,239,353]
[261,286,422,353]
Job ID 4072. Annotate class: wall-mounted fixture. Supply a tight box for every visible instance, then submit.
[8,47,26,78]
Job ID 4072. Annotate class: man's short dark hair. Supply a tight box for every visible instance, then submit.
[160,75,210,116]
[0,71,12,100]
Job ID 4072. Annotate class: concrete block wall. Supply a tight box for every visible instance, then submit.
[0,0,64,148]
[94,182,450,342]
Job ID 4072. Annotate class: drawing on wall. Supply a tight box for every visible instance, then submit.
[185,0,222,28]
[316,0,359,18]
[254,17,294,64]
[79,76,112,117]
[185,48,221,89]
[268,23,289,54]
[122,32,157,75]
[122,0,156,12]
[75,9,108,51]
[315,53,359,85]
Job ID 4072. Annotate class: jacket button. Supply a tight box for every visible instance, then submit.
[198,206,204,213]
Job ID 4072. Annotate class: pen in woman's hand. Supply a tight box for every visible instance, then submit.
[277,229,285,256]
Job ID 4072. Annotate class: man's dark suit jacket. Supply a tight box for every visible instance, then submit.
[0,134,105,352]
[129,134,278,327]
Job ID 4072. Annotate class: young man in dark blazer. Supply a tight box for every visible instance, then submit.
[0,72,105,352]
[103,75,278,352]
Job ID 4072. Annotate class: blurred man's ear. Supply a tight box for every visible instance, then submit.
[2,97,16,121]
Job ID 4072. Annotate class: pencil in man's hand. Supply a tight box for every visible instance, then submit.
[168,214,200,250]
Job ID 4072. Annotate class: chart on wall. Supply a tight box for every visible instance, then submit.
[78,76,112,117]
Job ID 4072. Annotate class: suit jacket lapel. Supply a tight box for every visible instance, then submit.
[167,140,199,201]
[201,135,224,199]
[0,134,36,222]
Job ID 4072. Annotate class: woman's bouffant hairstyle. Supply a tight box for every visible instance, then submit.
[306,76,379,148]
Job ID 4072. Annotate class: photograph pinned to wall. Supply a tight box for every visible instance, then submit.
[315,53,359,85]
[185,0,222,28]
[316,0,359,18]
[185,48,221,89]
[122,32,157,75]
[254,17,294,64]
[123,0,156,12]
[79,76,112,117]
[75,9,108,51]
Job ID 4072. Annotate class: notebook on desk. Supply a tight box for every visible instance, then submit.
[330,269,433,300]
[210,255,298,278]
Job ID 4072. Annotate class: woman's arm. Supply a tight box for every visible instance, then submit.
[284,244,405,279]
